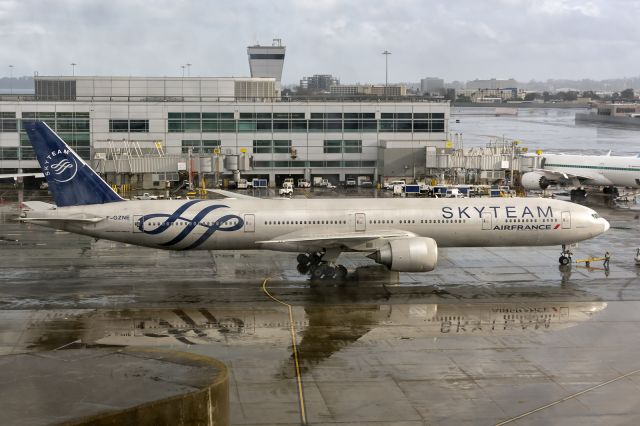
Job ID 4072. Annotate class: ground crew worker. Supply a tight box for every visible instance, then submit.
[603,251,611,268]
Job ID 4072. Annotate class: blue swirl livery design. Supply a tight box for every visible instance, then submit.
[137,201,244,250]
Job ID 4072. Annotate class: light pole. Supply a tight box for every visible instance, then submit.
[186,63,191,77]
[181,65,185,78]
[382,50,391,95]
[71,62,76,76]
[8,65,13,94]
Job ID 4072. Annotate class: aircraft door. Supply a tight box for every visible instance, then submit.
[355,213,366,232]
[561,211,571,229]
[133,215,144,233]
[244,214,255,232]
[481,212,492,230]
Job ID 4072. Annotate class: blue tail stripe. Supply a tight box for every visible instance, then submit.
[24,121,123,207]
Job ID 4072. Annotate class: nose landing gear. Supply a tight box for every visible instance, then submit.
[559,244,573,265]
[296,251,348,281]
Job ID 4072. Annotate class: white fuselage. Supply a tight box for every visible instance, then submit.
[542,153,640,188]
[26,197,608,252]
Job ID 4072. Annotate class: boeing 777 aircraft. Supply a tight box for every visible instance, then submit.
[20,121,609,278]
[521,152,640,190]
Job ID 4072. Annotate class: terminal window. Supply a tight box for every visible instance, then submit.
[323,140,362,153]
[252,140,291,154]
[181,139,220,154]
[109,119,149,133]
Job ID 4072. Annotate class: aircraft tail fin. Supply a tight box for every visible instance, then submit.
[24,121,124,207]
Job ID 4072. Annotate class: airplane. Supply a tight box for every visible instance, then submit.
[19,121,610,278]
[521,152,640,192]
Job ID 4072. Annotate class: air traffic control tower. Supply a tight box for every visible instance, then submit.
[247,38,285,83]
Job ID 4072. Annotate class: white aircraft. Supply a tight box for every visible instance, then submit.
[20,121,609,278]
[521,152,640,190]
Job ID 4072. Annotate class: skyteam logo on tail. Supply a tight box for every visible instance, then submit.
[43,149,78,183]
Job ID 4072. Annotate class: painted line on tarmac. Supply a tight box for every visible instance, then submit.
[495,367,640,425]
[262,277,308,425]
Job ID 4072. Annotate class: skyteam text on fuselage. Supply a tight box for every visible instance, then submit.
[20,121,610,278]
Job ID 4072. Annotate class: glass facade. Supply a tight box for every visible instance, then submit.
[181,139,221,154]
[0,112,17,133]
[109,119,149,133]
[253,160,376,168]
[252,140,291,154]
[323,140,362,154]
[15,112,91,160]
[167,111,445,133]
[169,112,235,133]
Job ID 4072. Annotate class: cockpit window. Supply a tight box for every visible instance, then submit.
[591,213,600,219]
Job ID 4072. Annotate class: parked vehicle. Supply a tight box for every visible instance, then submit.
[297,178,311,188]
[236,178,248,189]
[345,179,357,187]
[384,180,406,190]
[279,182,294,197]
[134,193,158,200]
[247,178,268,189]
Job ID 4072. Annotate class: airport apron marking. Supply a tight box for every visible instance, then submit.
[137,200,244,249]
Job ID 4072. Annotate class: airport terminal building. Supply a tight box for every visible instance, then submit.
[0,75,450,188]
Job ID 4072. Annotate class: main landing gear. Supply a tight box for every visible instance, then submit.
[559,244,573,266]
[296,251,348,281]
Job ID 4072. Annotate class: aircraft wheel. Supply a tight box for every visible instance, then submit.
[559,256,570,266]
[297,263,310,275]
[297,253,310,265]
[310,265,323,280]
[336,265,348,279]
[322,265,336,279]
[309,253,322,265]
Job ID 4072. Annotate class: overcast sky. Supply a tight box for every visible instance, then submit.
[1,0,639,84]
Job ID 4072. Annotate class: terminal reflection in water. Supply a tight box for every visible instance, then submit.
[12,300,606,370]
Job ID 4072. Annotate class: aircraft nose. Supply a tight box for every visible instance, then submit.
[602,218,610,233]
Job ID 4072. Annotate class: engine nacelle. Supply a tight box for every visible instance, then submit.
[369,237,438,272]
[521,172,551,190]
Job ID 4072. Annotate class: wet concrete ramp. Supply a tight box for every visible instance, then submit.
[0,347,228,426]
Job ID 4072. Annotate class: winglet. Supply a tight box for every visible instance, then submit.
[24,121,124,207]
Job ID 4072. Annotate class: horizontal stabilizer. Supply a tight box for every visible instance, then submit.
[22,201,56,211]
[20,216,104,223]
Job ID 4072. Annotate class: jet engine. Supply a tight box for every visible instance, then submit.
[368,237,438,272]
[521,172,551,190]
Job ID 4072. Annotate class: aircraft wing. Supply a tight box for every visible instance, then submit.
[531,168,572,180]
[256,229,417,252]
[535,167,609,184]
[20,216,104,223]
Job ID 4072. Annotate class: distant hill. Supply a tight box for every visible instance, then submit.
[0,76,34,90]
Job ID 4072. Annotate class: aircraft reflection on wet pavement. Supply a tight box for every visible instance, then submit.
[4,301,607,362]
